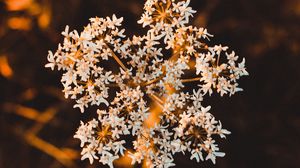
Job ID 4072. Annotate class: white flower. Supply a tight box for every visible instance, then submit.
[47,1,248,167]
[214,44,228,55]
[138,13,153,27]
[99,151,119,168]
[45,51,55,70]
[190,149,203,162]
[81,145,99,164]
[113,140,126,155]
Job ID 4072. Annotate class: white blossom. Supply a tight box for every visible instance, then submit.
[46,0,248,167]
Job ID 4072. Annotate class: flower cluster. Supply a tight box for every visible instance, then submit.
[46,0,248,167]
[46,15,125,112]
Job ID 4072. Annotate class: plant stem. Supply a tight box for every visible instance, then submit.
[104,43,128,71]
[111,50,128,71]
[181,77,201,83]
[149,94,164,105]
[141,75,164,86]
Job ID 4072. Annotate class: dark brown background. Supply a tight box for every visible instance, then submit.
[1,0,300,167]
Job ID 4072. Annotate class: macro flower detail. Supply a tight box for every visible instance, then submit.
[46,0,248,167]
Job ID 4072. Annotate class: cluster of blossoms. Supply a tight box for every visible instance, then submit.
[46,0,248,167]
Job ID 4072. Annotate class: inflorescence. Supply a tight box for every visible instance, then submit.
[45,0,248,167]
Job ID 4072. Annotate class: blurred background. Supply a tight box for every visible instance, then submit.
[0,0,300,167]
